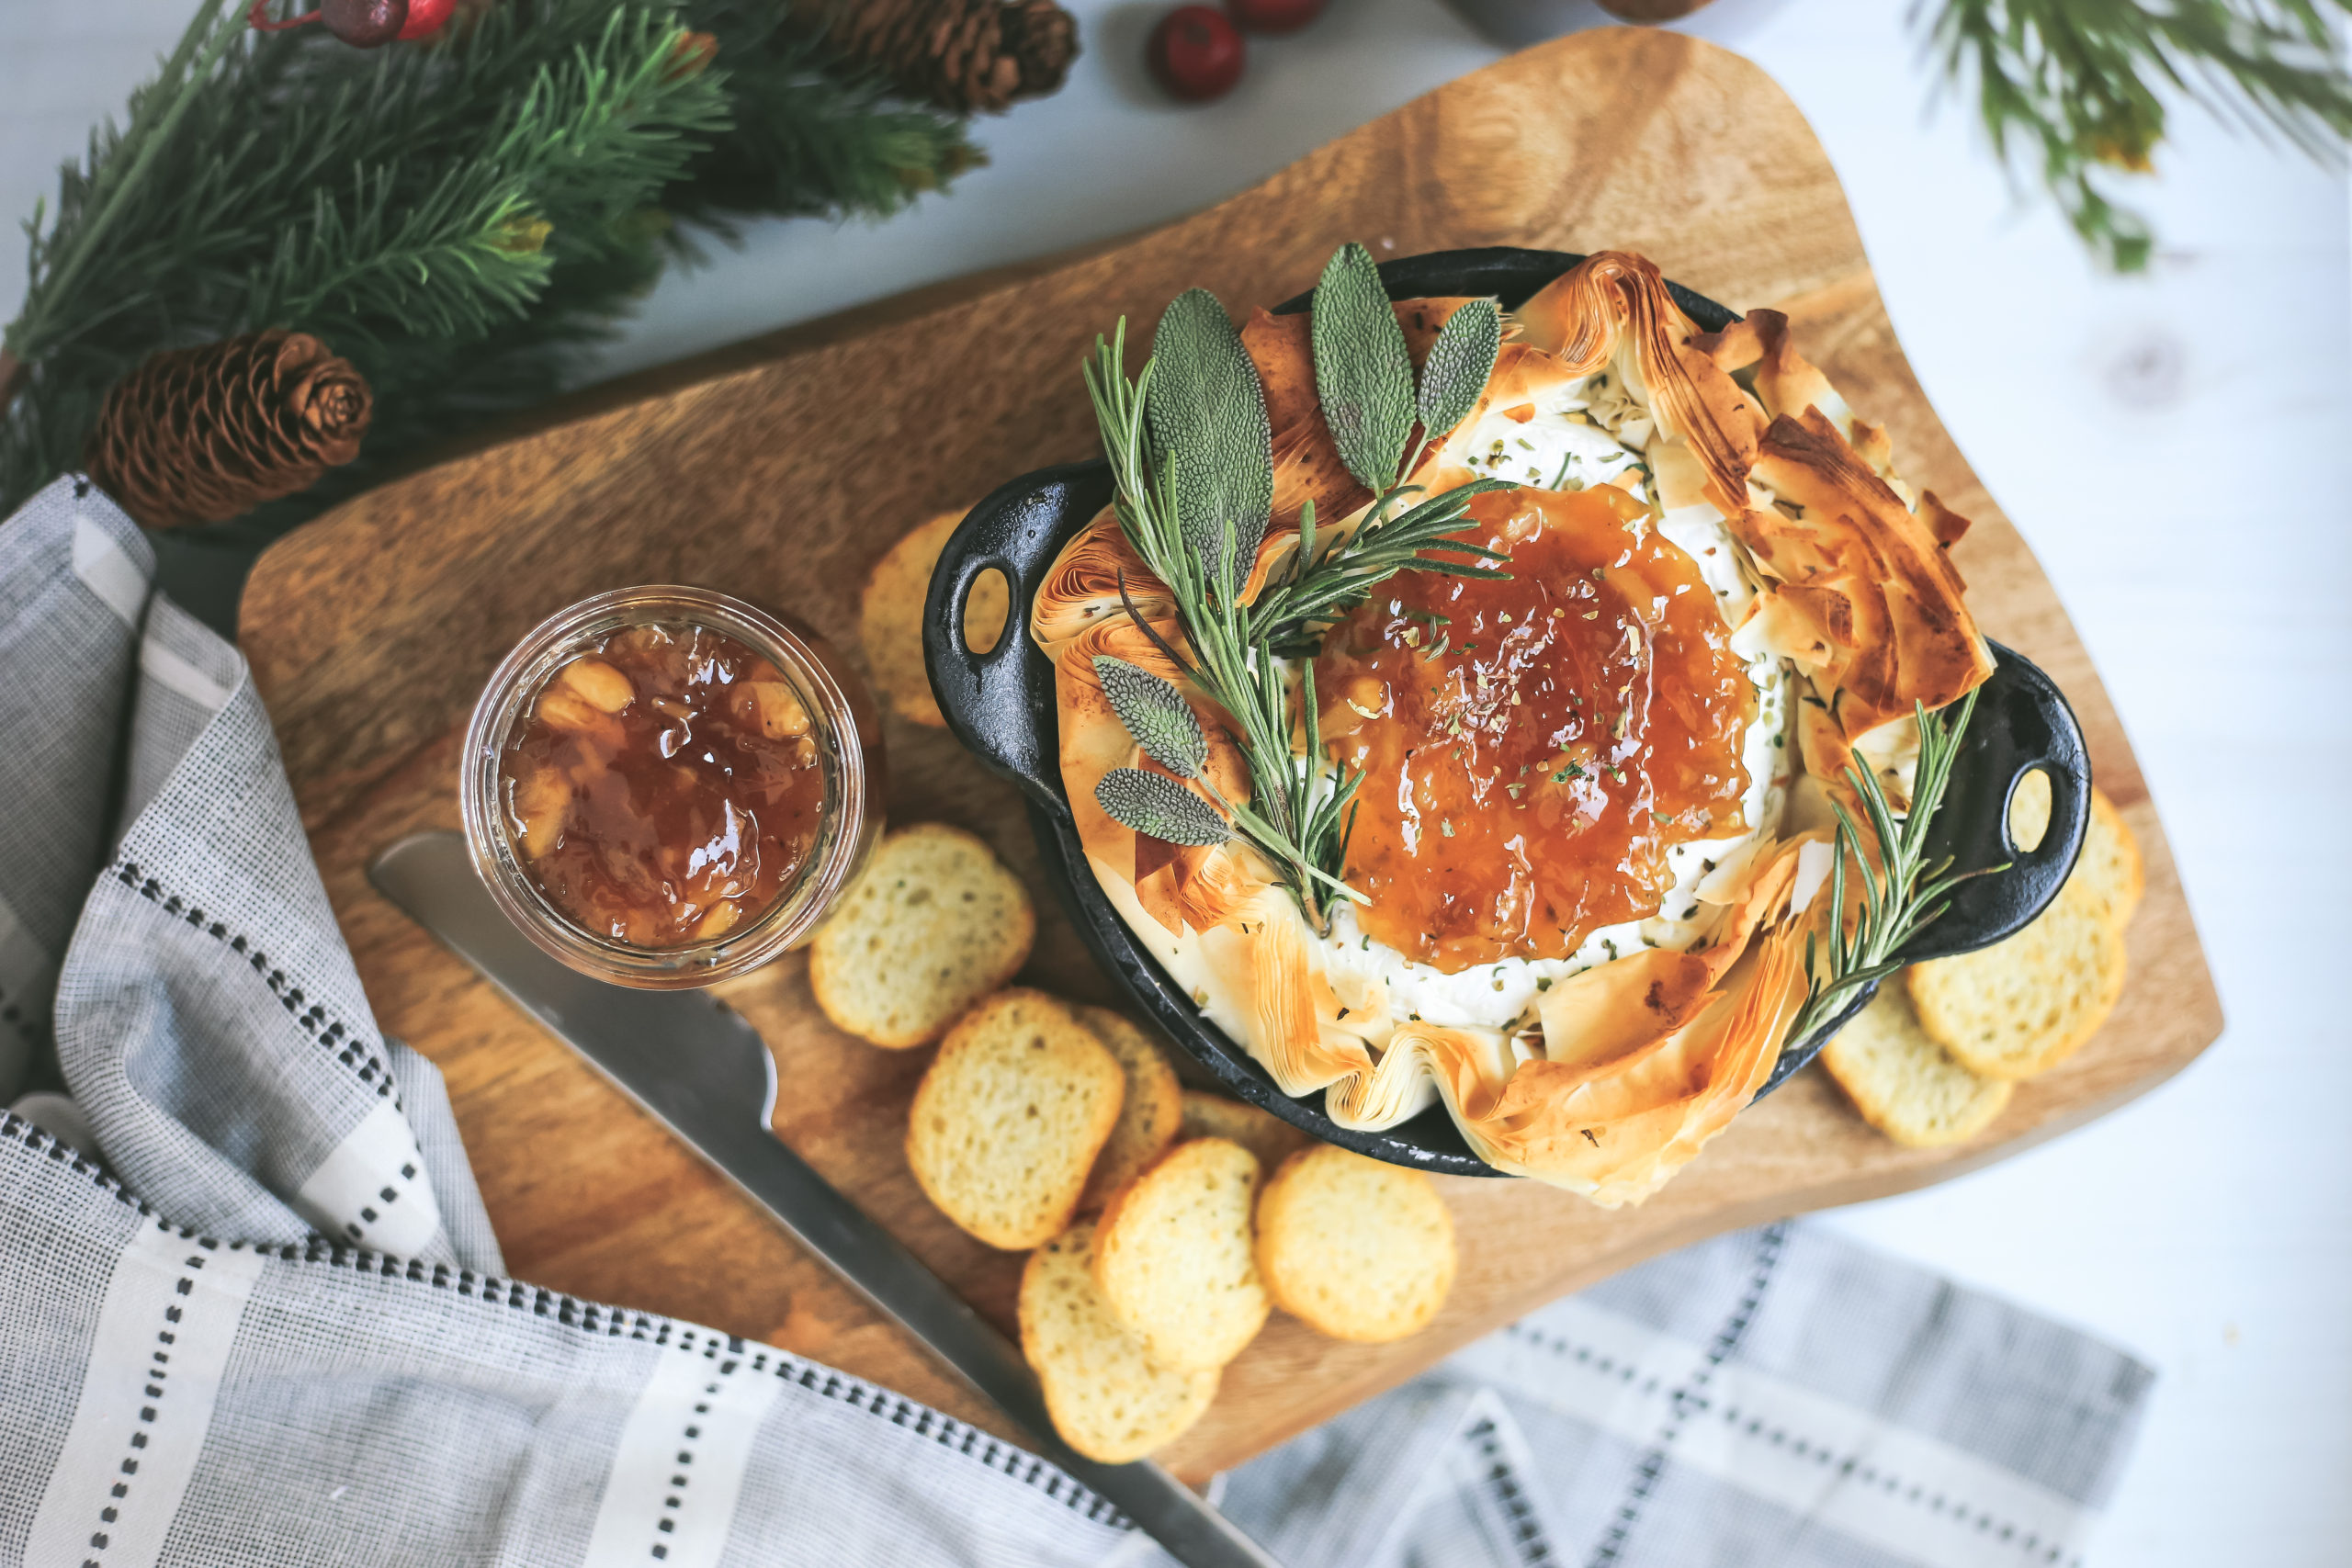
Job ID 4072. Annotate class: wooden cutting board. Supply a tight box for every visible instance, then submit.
[239,28,2222,1482]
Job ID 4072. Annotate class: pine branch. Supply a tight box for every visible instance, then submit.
[26,0,245,353]
[247,171,554,346]
[1,0,978,520]
[1920,0,2352,270]
[246,9,730,344]
[666,4,976,233]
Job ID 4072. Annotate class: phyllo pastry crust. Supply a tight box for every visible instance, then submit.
[1033,252,1991,1203]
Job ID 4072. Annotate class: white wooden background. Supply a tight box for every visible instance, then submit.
[4,0,2346,1560]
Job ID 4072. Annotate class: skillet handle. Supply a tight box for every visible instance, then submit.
[922,462,1115,814]
[1898,639,2091,964]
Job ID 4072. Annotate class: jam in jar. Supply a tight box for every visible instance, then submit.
[462,586,880,988]
[501,624,828,947]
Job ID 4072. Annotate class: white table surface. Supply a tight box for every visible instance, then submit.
[5,0,2346,1560]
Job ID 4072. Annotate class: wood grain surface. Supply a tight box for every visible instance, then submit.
[239,28,2222,1481]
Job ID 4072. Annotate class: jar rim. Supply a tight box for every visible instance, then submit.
[458,585,874,989]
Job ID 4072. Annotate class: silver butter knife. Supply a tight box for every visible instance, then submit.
[371,830,1280,1568]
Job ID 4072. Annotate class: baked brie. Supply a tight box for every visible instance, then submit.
[1033,252,1992,1204]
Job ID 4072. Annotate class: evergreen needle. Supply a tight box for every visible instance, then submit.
[2,0,978,525]
[1921,0,2352,270]
[5,0,242,367]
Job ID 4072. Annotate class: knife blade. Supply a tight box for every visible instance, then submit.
[370,830,1280,1568]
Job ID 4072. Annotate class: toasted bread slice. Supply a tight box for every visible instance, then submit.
[905,989,1124,1249]
[1254,1145,1455,1343]
[1176,1089,1309,1177]
[1093,1137,1268,1372]
[1907,876,2126,1081]
[1822,980,2014,1147]
[1074,1007,1183,1212]
[809,823,1035,1049]
[1019,1222,1219,1463]
[858,508,1007,728]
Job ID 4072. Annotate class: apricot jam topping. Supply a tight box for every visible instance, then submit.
[1315,484,1755,972]
[500,624,827,948]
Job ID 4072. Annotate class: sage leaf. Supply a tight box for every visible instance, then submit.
[1417,299,1502,442]
[1148,288,1272,598]
[1311,243,1415,492]
[1096,768,1231,847]
[1093,655,1208,779]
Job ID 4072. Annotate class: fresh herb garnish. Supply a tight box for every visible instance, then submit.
[1782,691,1996,1048]
[1080,243,1513,921]
[1413,278,1503,452]
[1310,243,1417,490]
[1091,654,1208,777]
[1249,245,1513,655]
[1094,764,1233,847]
[1081,314,1356,913]
[1143,288,1272,599]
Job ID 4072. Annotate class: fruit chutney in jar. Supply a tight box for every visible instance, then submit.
[461,587,881,988]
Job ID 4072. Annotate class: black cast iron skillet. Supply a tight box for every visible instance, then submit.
[923,247,2091,1177]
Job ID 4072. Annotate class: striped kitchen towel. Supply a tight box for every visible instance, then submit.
[0,474,2152,1568]
[1142,1224,2153,1568]
[0,475,1129,1568]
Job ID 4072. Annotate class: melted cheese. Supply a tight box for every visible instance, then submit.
[1312,384,1792,1032]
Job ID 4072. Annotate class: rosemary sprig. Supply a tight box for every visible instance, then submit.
[1083,321,1363,915]
[1250,481,1510,656]
[1077,244,1511,922]
[1782,690,1996,1048]
[1252,247,1511,650]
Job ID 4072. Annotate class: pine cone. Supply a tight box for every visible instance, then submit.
[809,0,1079,115]
[83,330,372,529]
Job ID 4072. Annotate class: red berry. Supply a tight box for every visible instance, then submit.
[1149,6,1245,102]
[322,0,408,48]
[396,0,457,39]
[1226,0,1325,34]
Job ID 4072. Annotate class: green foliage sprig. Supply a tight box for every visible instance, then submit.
[1782,690,1996,1050]
[662,0,978,237]
[1922,0,2352,270]
[1248,245,1510,656]
[0,0,975,522]
[1080,244,1510,922]
[1082,311,1361,916]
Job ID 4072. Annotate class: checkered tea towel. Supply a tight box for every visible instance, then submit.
[1141,1222,2154,1568]
[0,476,2152,1568]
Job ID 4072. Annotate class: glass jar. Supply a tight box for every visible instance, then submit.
[460,585,883,988]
